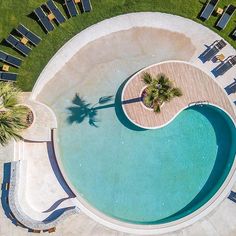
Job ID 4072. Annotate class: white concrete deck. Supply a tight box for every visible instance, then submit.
[0,12,236,236]
[20,93,57,142]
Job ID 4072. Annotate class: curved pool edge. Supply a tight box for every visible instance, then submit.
[51,108,236,235]
[121,60,236,129]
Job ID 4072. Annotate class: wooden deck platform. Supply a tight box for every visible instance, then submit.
[122,61,236,128]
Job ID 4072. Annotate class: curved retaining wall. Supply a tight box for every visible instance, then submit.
[8,161,80,231]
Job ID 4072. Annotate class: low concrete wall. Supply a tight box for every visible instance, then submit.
[8,161,80,231]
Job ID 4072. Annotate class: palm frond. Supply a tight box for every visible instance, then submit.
[142,72,152,84]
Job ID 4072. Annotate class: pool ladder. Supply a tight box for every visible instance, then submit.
[188,101,209,107]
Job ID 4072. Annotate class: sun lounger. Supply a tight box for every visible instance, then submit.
[0,50,22,68]
[34,7,54,33]
[215,55,236,75]
[216,5,236,29]
[5,34,31,56]
[65,0,78,17]
[200,0,219,20]
[81,0,92,12]
[46,0,66,24]
[16,24,42,46]
[202,39,227,61]
[0,72,17,82]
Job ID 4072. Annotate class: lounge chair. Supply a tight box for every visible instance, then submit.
[65,0,78,17]
[202,39,227,61]
[34,7,54,33]
[0,72,17,82]
[5,34,31,56]
[216,5,236,30]
[81,0,92,12]
[46,0,66,24]
[200,0,219,20]
[215,55,236,75]
[16,24,42,46]
[0,50,22,68]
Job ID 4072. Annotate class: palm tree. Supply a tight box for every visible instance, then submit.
[142,72,182,113]
[0,82,29,146]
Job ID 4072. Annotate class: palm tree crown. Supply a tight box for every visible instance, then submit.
[142,72,183,113]
[0,82,29,146]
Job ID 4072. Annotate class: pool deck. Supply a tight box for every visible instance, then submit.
[0,12,236,236]
[122,61,236,129]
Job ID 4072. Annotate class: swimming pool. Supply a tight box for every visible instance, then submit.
[55,84,236,224]
[32,14,236,233]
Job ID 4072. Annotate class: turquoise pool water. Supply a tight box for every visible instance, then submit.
[55,84,236,224]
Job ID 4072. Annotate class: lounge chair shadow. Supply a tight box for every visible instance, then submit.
[53,0,71,19]
[1,163,12,218]
[46,139,75,198]
[0,39,12,48]
[198,41,218,63]
[197,0,207,20]
[224,79,236,95]
[42,197,70,213]
[42,206,75,223]
[1,163,25,227]
[228,191,236,203]
[211,62,224,77]
[27,12,49,34]
[211,55,234,77]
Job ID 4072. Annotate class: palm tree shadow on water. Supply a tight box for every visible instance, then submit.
[67,76,146,131]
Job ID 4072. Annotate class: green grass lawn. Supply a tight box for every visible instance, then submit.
[0,0,235,91]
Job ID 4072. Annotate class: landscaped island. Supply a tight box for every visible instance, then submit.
[141,72,182,112]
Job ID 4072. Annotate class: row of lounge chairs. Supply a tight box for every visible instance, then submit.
[1,24,41,82]
[200,39,236,76]
[200,1,235,33]
[1,0,92,82]
[34,0,92,33]
[34,0,66,33]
